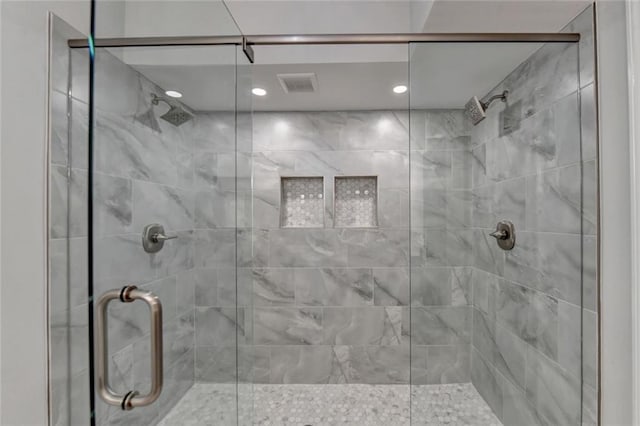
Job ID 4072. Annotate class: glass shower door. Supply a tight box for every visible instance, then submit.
[409,40,587,425]
[88,44,252,425]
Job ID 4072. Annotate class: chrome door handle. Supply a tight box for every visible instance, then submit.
[95,285,163,410]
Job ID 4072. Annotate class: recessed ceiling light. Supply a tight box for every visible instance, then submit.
[393,85,408,94]
[252,87,267,96]
[165,90,183,98]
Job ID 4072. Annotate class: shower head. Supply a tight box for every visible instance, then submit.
[151,93,194,127]
[464,90,509,126]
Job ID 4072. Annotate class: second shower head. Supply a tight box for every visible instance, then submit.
[465,90,509,126]
[151,93,194,127]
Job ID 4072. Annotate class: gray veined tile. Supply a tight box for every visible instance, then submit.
[471,143,488,188]
[378,189,410,228]
[323,307,402,346]
[50,90,70,166]
[334,345,410,384]
[93,233,159,284]
[94,173,133,236]
[502,41,578,119]
[446,190,472,228]
[295,268,373,307]
[425,110,470,141]
[340,228,409,268]
[557,300,581,379]
[498,370,542,426]
[238,228,269,268]
[252,190,280,229]
[194,268,220,307]
[582,159,597,235]
[132,181,194,232]
[413,188,447,229]
[580,83,597,162]
[525,346,581,426]
[195,307,242,347]
[195,346,238,383]
[269,346,343,384]
[424,345,471,385]
[49,170,69,233]
[411,267,454,307]
[268,229,347,268]
[473,229,505,276]
[69,97,89,170]
[175,269,195,315]
[582,309,598,390]
[411,306,471,345]
[504,231,582,306]
[253,268,296,306]
[373,268,409,306]
[470,348,503,418]
[191,112,236,153]
[194,188,236,229]
[410,151,452,192]
[194,229,236,268]
[254,307,323,345]
[472,269,500,316]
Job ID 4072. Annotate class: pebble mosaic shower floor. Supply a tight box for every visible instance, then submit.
[158,383,502,426]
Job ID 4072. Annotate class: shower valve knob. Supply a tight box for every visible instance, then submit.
[151,232,177,243]
[489,221,515,250]
[489,229,508,240]
[142,223,177,253]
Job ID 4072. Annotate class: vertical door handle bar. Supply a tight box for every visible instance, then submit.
[95,285,163,410]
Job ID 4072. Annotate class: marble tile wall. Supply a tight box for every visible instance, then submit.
[201,109,474,385]
[468,6,597,425]
[50,35,241,424]
[409,109,475,386]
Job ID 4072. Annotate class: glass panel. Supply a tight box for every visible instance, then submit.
[409,41,583,425]
[244,43,411,424]
[88,43,248,424]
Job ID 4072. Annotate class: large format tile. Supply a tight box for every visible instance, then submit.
[254,307,323,345]
[323,307,403,345]
[525,346,581,425]
[295,268,373,306]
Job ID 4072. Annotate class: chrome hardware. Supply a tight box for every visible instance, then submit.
[489,220,516,250]
[489,229,508,240]
[142,223,177,253]
[96,286,163,410]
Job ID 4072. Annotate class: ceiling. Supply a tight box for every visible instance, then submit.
[125,0,590,112]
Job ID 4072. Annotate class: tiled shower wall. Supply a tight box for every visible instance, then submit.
[49,29,241,424]
[205,109,474,385]
[409,110,474,385]
[244,110,412,384]
[468,7,597,426]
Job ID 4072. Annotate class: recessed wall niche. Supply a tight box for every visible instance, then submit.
[334,176,378,228]
[280,177,325,228]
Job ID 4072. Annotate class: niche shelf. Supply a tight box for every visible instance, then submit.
[334,176,378,228]
[280,177,324,228]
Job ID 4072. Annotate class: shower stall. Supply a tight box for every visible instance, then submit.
[48,4,598,426]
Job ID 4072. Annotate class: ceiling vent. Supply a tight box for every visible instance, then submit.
[277,73,318,94]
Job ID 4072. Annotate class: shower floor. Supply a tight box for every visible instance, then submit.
[158,383,501,426]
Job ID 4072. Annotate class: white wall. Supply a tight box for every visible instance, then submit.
[0,2,89,424]
[596,1,633,424]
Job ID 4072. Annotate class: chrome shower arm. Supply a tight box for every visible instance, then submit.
[481,90,509,109]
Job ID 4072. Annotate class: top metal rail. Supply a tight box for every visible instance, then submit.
[68,32,579,49]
